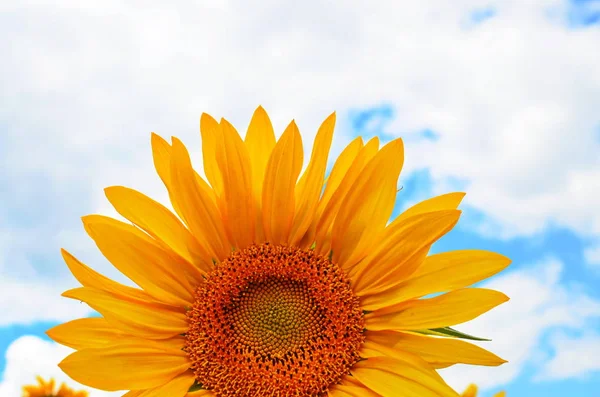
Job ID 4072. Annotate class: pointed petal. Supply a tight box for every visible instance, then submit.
[331,139,404,270]
[299,136,363,248]
[150,133,186,220]
[216,119,256,248]
[60,249,153,302]
[461,384,478,397]
[46,317,185,354]
[200,113,224,196]
[328,376,380,397]
[363,330,506,369]
[62,287,188,339]
[359,250,511,310]
[350,192,466,275]
[58,342,190,391]
[351,356,459,397]
[351,210,461,301]
[318,137,365,211]
[244,106,276,244]
[244,105,276,202]
[104,186,212,274]
[83,215,195,307]
[314,137,379,255]
[395,192,466,223]
[151,132,174,189]
[46,317,127,350]
[123,391,144,397]
[136,371,196,397]
[151,133,218,212]
[365,288,509,331]
[349,191,466,284]
[289,112,336,246]
[262,120,303,244]
[170,137,230,260]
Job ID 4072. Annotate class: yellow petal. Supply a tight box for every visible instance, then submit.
[359,250,511,311]
[395,192,466,223]
[244,106,276,244]
[123,391,144,397]
[62,287,188,339]
[327,376,380,397]
[351,192,466,278]
[493,392,507,397]
[350,192,466,284]
[47,317,185,353]
[314,137,379,255]
[317,137,364,211]
[83,215,195,307]
[59,342,190,391]
[262,120,303,244]
[61,249,153,302]
[216,119,256,248]
[46,317,127,350]
[331,139,404,270]
[365,288,509,331]
[200,113,224,196]
[150,133,186,220]
[351,356,459,397]
[363,330,506,369]
[461,384,478,397]
[170,137,230,261]
[289,112,336,247]
[352,210,461,300]
[104,186,212,274]
[136,371,196,397]
[244,106,276,201]
[151,133,218,213]
[299,136,363,248]
[151,132,174,189]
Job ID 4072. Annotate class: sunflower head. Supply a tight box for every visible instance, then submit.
[48,106,510,397]
[22,376,88,397]
[186,243,366,395]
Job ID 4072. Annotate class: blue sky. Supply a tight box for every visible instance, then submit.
[1,0,600,396]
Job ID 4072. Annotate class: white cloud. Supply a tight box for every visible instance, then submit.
[0,0,599,345]
[584,243,600,268]
[0,277,94,327]
[0,0,599,243]
[0,336,120,397]
[0,3,598,394]
[440,258,600,391]
[535,331,600,381]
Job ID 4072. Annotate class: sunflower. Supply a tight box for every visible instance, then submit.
[47,106,510,396]
[461,384,506,397]
[22,376,88,397]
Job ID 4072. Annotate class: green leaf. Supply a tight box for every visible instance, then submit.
[413,327,491,341]
[188,381,204,392]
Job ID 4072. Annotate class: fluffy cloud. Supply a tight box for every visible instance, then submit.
[1,0,599,356]
[0,336,120,396]
[0,277,94,327]
[1,0,599,243]
[440,257,600,391]
[535,331,600,381]
[584,243,600,268]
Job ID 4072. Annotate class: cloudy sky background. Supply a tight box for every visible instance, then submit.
[1,0,600,396]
